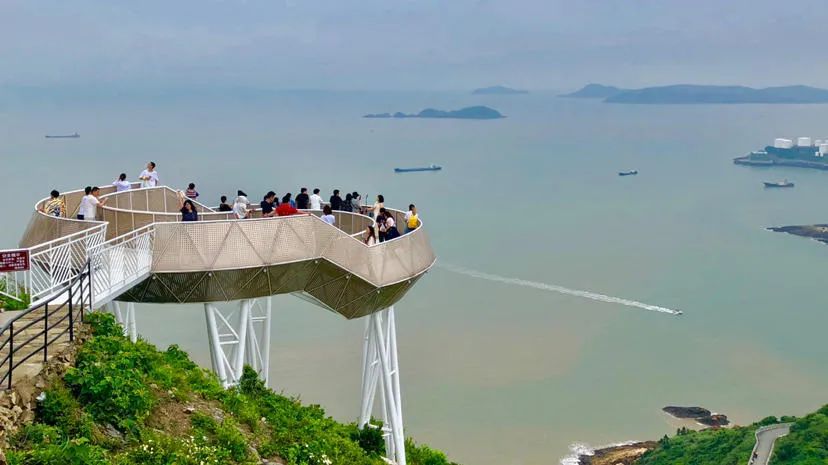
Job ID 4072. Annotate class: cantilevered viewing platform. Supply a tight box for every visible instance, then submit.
[2,182,435,465]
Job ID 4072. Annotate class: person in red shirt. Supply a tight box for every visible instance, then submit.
[276,201,299,216]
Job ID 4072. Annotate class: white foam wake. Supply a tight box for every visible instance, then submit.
[439,263,682,316]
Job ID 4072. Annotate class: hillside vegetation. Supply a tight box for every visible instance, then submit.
[772,405,828,464]
[6,313,457,465]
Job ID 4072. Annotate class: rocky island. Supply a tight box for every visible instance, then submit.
[364,105,505,119]
[561,83,828,104]
[663,405,730,427]
[768,224,828,245]
[472,85,528,95]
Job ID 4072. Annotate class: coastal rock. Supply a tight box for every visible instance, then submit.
[662,406,711,419]
[768,225,828,245]
[697,414,730,427]
[579,442,658,465]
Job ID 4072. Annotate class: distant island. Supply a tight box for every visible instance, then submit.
[472,85,528,95]
[768,224,828,245]
[559,83,625,99]
[364,105,505,119]
[561,83,828,104]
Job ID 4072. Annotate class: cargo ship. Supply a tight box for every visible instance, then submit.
[45,133,80,139]
[394,164,442,173]
[734,137,828,170]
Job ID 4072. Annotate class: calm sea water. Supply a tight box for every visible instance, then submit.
[2,90,828,465]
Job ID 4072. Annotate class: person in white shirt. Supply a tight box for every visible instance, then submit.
[321,205,336,225]
[309,188,323,210]
[233,190,250,219]
[372,194,385,219]
[139,162,159,188]
[113,173,131,192]
[78,186,106,220]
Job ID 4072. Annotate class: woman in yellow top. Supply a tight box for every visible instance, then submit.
[404,204,420,233]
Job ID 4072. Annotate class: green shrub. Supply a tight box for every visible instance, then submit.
[35,382,95,439]
[349,423,385,457]
[114,432,225,465]
[11,424,63,449]
[84,312,123,338]
[406,438,459,465]
[8,438,109,465]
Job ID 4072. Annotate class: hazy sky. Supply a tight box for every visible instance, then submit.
[3,0,827,91]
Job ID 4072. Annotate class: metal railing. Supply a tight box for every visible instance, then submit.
[0,261,92,389]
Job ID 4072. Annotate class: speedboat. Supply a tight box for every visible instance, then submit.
[618,170,638,176]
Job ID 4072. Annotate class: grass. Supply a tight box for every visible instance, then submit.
[6,312,459,465]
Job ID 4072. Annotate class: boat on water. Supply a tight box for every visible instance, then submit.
[618,170,638,176]
[394,164,442,173]
[764,180,794,188]
[45,133,80,139]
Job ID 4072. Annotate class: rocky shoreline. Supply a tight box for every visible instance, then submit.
[768,224,828,245]
[577,442,658,465]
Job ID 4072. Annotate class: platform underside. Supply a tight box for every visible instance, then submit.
[114,259,425,319]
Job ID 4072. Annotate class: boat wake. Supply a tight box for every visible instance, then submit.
[438,264,682,316]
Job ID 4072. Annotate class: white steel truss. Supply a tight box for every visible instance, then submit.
[204,298,272,388]
[359,306,406,465]
[105,301,137,343]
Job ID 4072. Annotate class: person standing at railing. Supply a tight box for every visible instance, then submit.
[321,205,336,225]
[218,195,233,212]
[178,193,199,222]
[384,210,400,240]
[78,186,107,220]
[371,194,385,219]
[329,189,343,211]
[113,173,131,192]
[282,192,297,209]
[138,161,159,188]
[342,193,354,212]
[404,204,420,233]
[185,183,199,200]
[377,208,389,242]
[352,192,363,214]
[40,190,66,217]
[260,191,277,217]
[363,225,377,246]
[276,200,299,216]
[295,188,309,209]
[310,188,323,210]
[233,190,250,219]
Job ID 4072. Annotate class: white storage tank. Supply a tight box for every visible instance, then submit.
[798,136,812,146]
[820,143,828,155]
[775,138,794,149]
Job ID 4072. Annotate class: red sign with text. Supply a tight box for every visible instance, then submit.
[0,250,30,272]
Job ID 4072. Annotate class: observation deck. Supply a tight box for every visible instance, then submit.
[17,184,435,318]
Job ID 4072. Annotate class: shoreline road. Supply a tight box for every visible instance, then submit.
[749,423,793,465]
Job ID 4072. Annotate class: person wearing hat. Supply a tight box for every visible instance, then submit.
[233,190,250,219]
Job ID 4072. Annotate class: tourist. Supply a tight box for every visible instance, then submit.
[351,192,362,213]
[78,186,106,220]
[310,188,323,210]
[329,189,343,211]
[385,210,400,240]
[377,208,388,242]
[113,173,131,192]
[179,194,198,222]
[404,204,420,233]
[40,190,65,217]
[321,205,336,225]
[276,200,299,216]
[138,161,159,188]
[371,194,385,219]
[260,191,277,217]
[282,193,297,208]
[295,188,310,209]
[218,195,233,212]
[185,183,199,200]
[233,190,250,219]
[363,225,377,246]
[342,193,354,212]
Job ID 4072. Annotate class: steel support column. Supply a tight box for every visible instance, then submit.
[203,298,272,389]
[106,301,137,342]
[358,306,405,465]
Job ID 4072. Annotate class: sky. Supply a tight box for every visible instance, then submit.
[2,0,827,91]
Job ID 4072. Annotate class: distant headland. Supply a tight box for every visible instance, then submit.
[364,105,505,119]
[472,85,529,95]
[561,83,828,104]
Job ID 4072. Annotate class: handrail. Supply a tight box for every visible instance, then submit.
[0,260,92,389]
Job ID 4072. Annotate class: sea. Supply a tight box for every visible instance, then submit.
[1,89,827,465]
